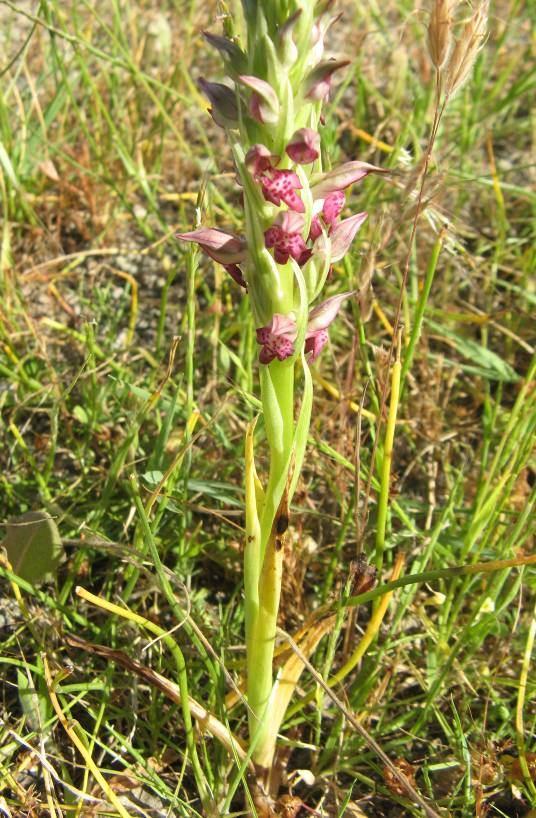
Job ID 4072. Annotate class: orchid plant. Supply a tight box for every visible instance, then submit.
[177,0,385,797]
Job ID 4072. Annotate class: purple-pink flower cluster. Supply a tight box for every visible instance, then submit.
[256,292,355,364]
[177,85,386,365]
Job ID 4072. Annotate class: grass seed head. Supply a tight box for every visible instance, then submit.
[428,0,455,70]
[446,1,489,97]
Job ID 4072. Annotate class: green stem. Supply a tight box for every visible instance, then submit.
[127,477,212,808]
[247,359,295,773]
[259,360,295,557]
[515,600,536,801]
[345,553,536,610]
[374,338,401,577]
[400,229,445,390]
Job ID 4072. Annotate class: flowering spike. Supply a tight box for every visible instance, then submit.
[256,314,297,364]
[303,59,349,101]
[426,0,453,70]
[239,75,280,124]
[311,161,386,198]
[176,227,247,265]
[181,0,390,776]
[261,169,305,213]
[198,78,239,128]
[327,212,368,262]
[245,144,280,176]
[286,128,321,164]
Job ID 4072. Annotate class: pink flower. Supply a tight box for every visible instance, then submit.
[305,159,381,253]
[286,128,321,164]
[256,314,297,364]
[238,75,280,124]
[307,291,354,334]
[260,168,305,213]
[304,59,349,101]
[307,190,345,242]
[264,212,310,265]
[305,291,354,361]
[243,145,305,212]
[308,215,323,242]
[176,227,246,264]
[245,144,280,176]
[322,189,346,224]
[176,227,247,287]
[311,161,386,199]
[327,212,368,263]
[304,329,329,361]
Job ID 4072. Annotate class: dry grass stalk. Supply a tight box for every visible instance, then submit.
[446,1,489,97]
[427,0,455,70]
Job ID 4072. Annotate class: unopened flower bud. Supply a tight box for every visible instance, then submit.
[239,75,280,124]
[198,78,238,128]
[277,10,301,66]
[202,31,247,75]
[310,11,341,66]
[304,59,349,101]
[286,128,321,164]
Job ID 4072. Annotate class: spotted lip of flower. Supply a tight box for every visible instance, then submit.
[308,189,346,242]
[261,168,305,213]
[256,314,297,364]
[264,212,309,265]
[304,330,329,361]
[322,190,346,224]
[245,143,305,213]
